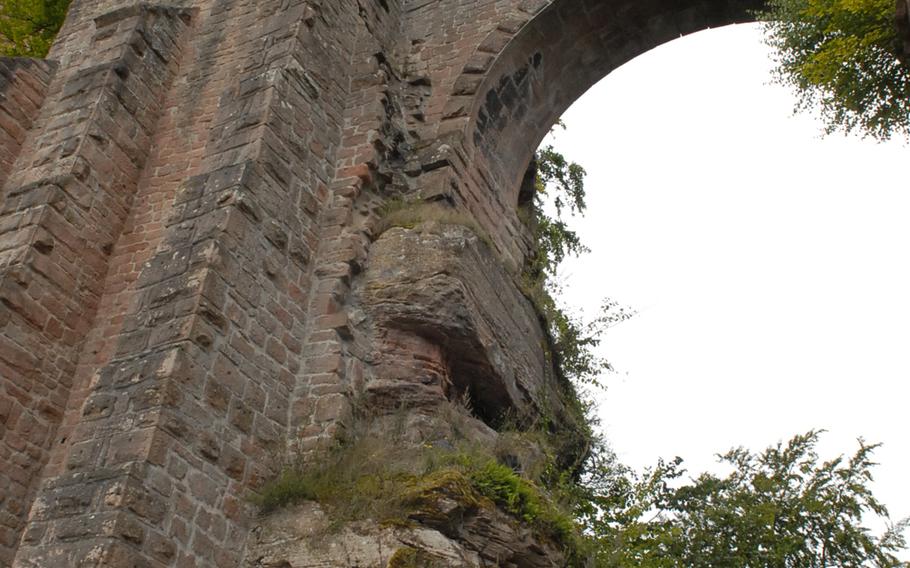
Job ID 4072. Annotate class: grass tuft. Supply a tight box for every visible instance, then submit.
[251,434,580,551]
[374,199,495,249]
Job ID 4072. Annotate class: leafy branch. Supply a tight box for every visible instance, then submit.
[758,0,910,140]
[521,129,635,388]
[584,431,909,567]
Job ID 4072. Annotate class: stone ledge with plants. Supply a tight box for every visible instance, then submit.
[250,404,587,567]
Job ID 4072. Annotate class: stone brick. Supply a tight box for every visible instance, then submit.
[314,394,348,424]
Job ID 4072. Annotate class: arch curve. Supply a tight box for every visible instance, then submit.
[448,0,765,211]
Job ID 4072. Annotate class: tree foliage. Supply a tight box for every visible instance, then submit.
[578,431,909,567]
[759,0,910,140]
[0,0,70,58]
[525,142,590,282]
[521,131,636,388]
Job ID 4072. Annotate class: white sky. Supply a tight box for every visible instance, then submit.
[549,22,910,538]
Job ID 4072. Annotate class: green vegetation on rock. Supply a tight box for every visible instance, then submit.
[251,427,583,555]
[387,546,444,568]
[519,144,633,389]
[254,425,909,566]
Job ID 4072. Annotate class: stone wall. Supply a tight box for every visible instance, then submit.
[0,8,191,563]
[0,55,57,564]
[0,59,56,191]
[0,0,760,565]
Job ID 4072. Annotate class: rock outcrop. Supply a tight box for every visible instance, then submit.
[240,221,587,567]
[358,223,569,429]
[249,498,566,568]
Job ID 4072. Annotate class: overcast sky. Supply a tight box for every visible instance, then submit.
[548,22,910,538]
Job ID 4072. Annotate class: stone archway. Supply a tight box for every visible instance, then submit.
[460,0,763,201]
[0,0,772,565]
[409,0,764,265]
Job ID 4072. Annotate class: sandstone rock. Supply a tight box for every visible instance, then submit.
[358,223,570,430]
[248,498,566,568]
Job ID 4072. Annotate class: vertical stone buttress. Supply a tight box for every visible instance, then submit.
[0,60,57,192]
[290,0,408,456]
[0,7,191,563]
[0,55,57,562]
[0,0,376,565]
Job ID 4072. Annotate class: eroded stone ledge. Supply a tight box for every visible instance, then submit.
[358,223,574,433]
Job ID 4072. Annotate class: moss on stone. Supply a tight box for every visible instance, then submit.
[252,436,581,555]
[387,547,419,568]
[387,546,446,568]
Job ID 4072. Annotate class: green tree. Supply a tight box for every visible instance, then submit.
[759,0,910,140]
[0,0,70,58]
[581,431,909,567]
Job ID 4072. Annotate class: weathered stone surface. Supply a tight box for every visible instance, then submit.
[358,223,562,427]
[248,498,565,568]
[0,59,55,190]
[249,502,482,568]
[0,0,763,564]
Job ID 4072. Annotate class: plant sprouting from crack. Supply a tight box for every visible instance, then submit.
[520,122,636,388]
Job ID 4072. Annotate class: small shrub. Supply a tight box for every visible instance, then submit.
[387,547,420,568]
[387,546,448,568]
[252,469,319,513]
[250,435,432,524]
[470,460,543,522]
